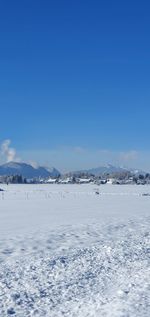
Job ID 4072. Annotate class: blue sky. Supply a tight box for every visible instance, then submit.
[0,0,150,171]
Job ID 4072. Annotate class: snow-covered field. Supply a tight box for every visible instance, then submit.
[0,184,150,316]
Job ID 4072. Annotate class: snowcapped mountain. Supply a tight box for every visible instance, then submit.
[0,162,60,178]
[85,164,127,175]
[73,164,144,176]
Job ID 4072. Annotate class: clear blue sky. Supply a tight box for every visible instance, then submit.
[0,0,150,170]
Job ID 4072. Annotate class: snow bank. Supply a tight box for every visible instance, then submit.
[0,184,150,316]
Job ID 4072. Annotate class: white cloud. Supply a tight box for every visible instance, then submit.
[28,160,39,169]
[1,139,21,163]
[18,147,140,172]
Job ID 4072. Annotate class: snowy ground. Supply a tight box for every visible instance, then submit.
[0,184,150,316]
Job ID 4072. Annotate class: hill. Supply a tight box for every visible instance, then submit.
[0,162,60,178]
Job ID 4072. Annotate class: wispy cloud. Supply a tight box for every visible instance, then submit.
[18,147,140,172]
[1,139,21,163]
[73,146,86,154]
[119,150,138,162]
[28,160,39,169]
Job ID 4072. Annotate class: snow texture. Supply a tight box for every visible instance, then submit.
[0,184,150,316]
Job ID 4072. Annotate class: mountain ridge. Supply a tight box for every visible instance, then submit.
[71,164,145,176]
[0,162,60,178]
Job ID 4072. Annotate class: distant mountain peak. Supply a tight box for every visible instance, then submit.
[72,164,144,176]
[0,161,60,178]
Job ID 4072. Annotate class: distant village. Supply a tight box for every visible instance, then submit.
[0,171,150,185]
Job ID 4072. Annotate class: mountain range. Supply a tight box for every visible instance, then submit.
[0,162,145,179]
[72,164,144,176]
[0,162,60,179]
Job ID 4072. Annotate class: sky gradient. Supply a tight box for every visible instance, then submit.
[0,0,150,171]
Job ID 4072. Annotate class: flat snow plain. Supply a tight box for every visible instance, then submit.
[0,184,150,316]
